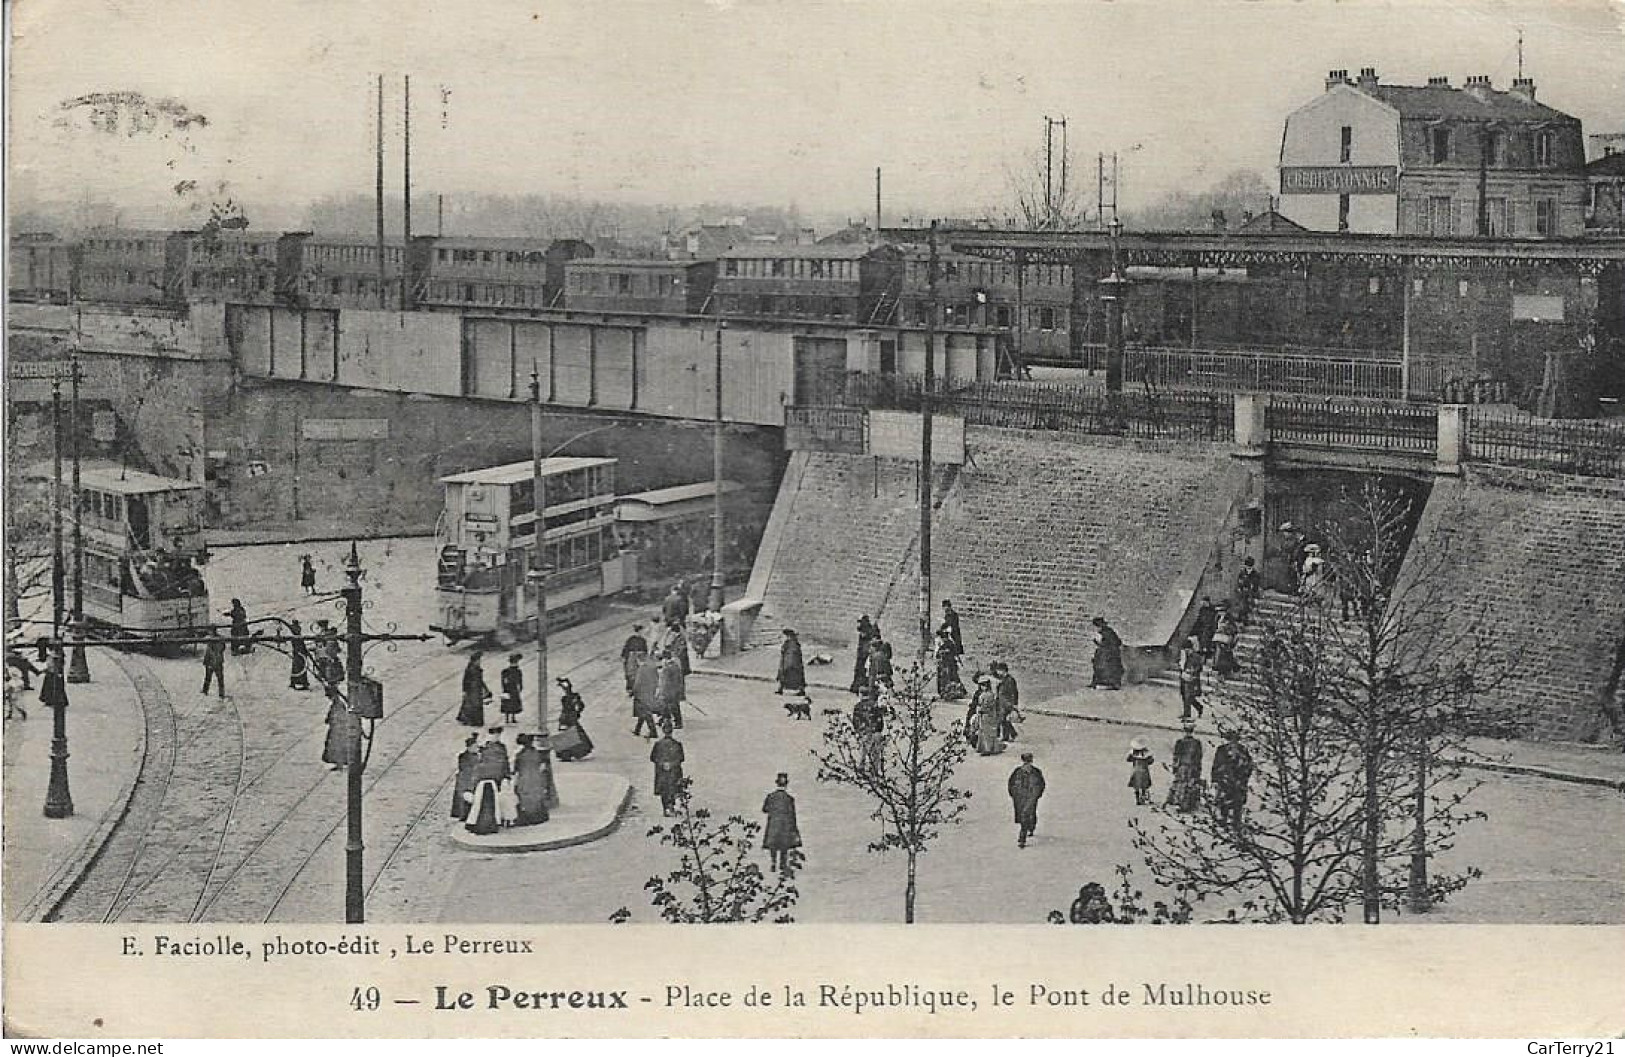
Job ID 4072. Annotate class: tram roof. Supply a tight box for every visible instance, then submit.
[615,480,743,521]
[77,465,202,495]
[439,457,616,486]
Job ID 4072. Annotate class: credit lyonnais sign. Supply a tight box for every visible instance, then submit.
[1280,165,1398,195]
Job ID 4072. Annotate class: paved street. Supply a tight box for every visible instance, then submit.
[16,537,1625,926]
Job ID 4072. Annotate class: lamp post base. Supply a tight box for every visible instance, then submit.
[67,639,90,684]
[44,705,73,818]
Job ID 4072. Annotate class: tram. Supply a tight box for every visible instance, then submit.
[77,466,210,648]
[432,457,626,643]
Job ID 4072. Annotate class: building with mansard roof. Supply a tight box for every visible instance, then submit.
[1278,67,1588,238]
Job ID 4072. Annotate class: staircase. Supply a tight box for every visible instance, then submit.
[1144,590,1301,693]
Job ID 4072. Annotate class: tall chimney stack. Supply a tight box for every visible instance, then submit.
[1510,77,1536,102]
[1465,74,1494,100]
[1356,66,1379,90]
[1427,75,1451,88]
[1325,68,1351,91]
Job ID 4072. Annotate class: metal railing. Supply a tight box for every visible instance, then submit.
[1466,410,1625,478]
[1265,398,1438,454]
[837,372,1233,440]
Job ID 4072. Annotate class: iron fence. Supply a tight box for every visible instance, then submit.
[1466,410,1625,478]
[1265,398,1438,454]
[839,372,1232,440]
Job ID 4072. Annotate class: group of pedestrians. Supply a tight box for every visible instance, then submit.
[451,725,554,833]
[622,619,691,739]
[1121,723,1253,822]
[963,662,1022,756]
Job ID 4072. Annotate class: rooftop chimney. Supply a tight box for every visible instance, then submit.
[1510,76,1536,102]
[1325,68,1351,91]
[1356,66,1379,89]
[1465,74,1494,100]
[1427,75,1451,87]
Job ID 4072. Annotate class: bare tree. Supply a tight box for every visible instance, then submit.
[610,781,800,924]
[814,665,970,923]
[1004,145,1091,231]
[1131,481,1515,923]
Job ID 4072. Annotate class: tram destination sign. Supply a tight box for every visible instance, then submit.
[1280,165,1397,195]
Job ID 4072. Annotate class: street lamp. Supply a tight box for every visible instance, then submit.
[41,649,73,818]
[67,356,90,684]
[528,364,617,812]
[1101,216,1127,394]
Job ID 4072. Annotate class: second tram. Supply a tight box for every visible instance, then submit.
[432,456,625,643]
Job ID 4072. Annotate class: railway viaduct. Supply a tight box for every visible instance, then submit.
[6,299,1624,744]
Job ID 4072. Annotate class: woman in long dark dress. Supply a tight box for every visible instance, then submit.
[226,598,253,655]
[555,678,594,761]
[1211,612,1239,678]
[761,773,802,872]
[500,652,524,723]
[466,728,511,835]
[850,615,877,694]
[1166,722,1205,813]
[458,652,489,727]
[935,630,966,700]
[1090,617,1124,690]
[288,619,311,691]
[512,734,551,825]
[450,733,479,820]
[777,629,807,697]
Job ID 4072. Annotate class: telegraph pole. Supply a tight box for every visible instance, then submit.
[67,357,89,683]
[1102,216,1127,394]
[375,74,387,308]
[528,367,560,809]
[402,74,412,310]
[709,322,726,613]
[50,379,64,640]
[919,221,938,658]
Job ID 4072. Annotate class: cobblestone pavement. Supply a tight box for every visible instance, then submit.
[33,537,1625,925]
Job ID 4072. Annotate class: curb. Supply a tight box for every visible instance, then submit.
[689,666,1625,793]
[16,651,153,923]
[448,777,634,854]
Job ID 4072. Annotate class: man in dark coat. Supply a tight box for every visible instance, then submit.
[621,624,649,695]
[39,651,68,714]
[1234,557,1261,625]
[1090,616,1124,690]
[993,662,1020,742]
[632,653,661,739]
[225,598,253,655]
[451,733,479,820]
[850,615,878,694]
[867,635,894,691]
[940,599,964,656]
[1007,752,1046,848]
[201,628,227,698]
[761,773,802,873]
[300,554,317,595]
[1211,728,1254,829]
[657,650,686,730]
[662,582,690,628]
[458,651,490,727]
[777,629,807,697]
[650,731,686,816]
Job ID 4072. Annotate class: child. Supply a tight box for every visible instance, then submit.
[1126,737,1155,806]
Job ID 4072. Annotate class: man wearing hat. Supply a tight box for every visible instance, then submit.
[622,623,650,696]
[993,661,1021,742]
[761,773,802,873]
[451,733,479,821]
[1234,557,1261,625]
[939,599,964,657]
[1211,728,1254,829]
[662,581,690,629]
[500,652,525,724]
[1007,752,1047,849]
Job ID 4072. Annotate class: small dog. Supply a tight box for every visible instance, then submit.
[783,698,812,720]
[820,707,844,718]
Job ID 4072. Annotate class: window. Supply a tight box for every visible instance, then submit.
[1535,130,1552,166]
[1485,198,1508,236]
[915,302,931,326]
[1039,307,1057,331]
[1535,197,1558,237]
[724,259,738,276]
[330,278,344,294]
[1428,196,1455,236]
[1485,130,1504,166]
[1338,194,1351,232]
[810,259,824,279]
[617,273,632,294]
[1339,125,1353,163]
[1431,126,1451,164]
[438,248,448,262]
[771,259,785,277]
[1368,276,1381,295]
[994,305,1012,328]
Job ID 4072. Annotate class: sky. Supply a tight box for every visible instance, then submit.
[7,0,1625,228]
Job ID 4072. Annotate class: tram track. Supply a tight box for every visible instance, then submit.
[262,623,639,922]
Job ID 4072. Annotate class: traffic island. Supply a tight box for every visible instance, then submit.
[448,770,633,853]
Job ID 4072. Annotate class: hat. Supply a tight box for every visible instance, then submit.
[517,733,533,747]
[783,628,796,637]
[775,773,789,787]
[1305,543,1322,553]
[1243,557,1255,566]
[465,733,478,745]
[1091,616,1107,627]
[1129,736,1147,751]
[487,726,504,735]
[1020,752,1034,763]
[1181,719,1196,733]
[508,652,522,663]
[1279,522,1295,532]
[942,599,952,607]
[973,671,992,685]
